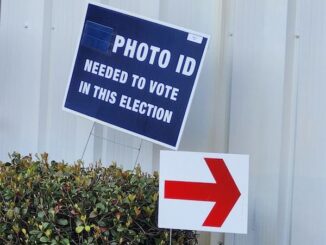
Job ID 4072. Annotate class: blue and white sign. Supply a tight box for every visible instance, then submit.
[63,3,209,149]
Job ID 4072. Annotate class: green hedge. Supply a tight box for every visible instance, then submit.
[0,153,197,244]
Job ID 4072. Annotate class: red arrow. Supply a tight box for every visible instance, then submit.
[164,158,241,227]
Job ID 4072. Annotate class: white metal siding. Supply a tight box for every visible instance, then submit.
[1,0,326,245]
[290,0,326,244]
[226,0,288,244]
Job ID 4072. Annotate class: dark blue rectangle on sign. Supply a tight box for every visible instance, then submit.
[64,4,209,149]
[81,21,113,53]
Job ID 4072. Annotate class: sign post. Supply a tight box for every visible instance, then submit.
[63,3,209,149]
[159,151,249,233]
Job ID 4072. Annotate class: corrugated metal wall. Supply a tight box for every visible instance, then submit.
[225,0,326,244]
[225,0,287,243]
[1,0,326,244]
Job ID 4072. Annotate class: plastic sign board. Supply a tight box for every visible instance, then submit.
[63,3,209,149]
[159,151,249,233]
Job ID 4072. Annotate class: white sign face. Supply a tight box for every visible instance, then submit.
[158,151,249,234]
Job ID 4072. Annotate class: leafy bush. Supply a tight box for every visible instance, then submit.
[0,153,197,244]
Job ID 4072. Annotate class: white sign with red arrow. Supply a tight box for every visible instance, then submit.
[158,151,248,233]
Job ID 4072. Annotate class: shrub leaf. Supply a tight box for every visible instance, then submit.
[57,219,68,226]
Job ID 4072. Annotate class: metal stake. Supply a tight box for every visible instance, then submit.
[133,139,143,168]
[81,122,95,161]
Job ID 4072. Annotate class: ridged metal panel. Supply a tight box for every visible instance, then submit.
[290,0,326,244]
[227,0,288,244]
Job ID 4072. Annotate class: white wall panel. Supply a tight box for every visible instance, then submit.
[276,0,301,244]
[226,0,288,244]
[0,0,45,158]
[39,0,94,164]
[290,0,326,244]
[102,0,159,18]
